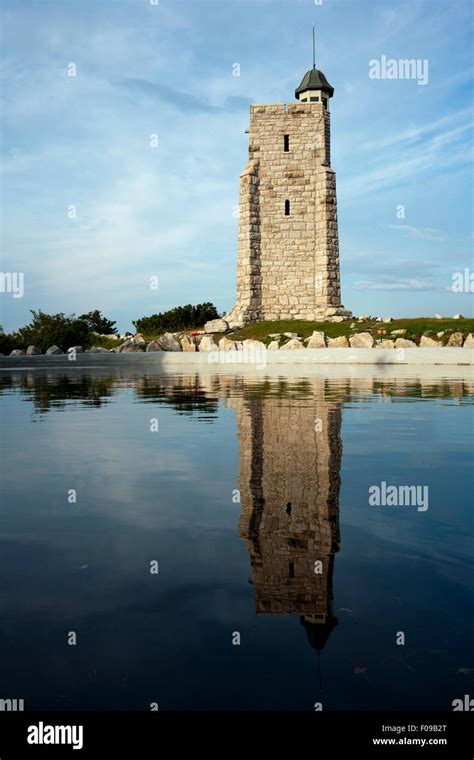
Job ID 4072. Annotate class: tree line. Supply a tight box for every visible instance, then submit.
[0,304,221,354]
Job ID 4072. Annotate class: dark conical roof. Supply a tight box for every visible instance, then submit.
[295,68,334,99]
[300,615,338,651]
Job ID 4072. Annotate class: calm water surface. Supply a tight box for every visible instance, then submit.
[0,366,472,710]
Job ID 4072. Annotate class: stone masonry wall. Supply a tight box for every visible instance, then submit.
[236,385,342,618]
[227,102,349,326]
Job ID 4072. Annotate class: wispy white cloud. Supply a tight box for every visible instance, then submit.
[388,224,447,241]
[0,0,472,330]
[359,108,473,152]
[354,279,438,292]
[339,118,473,199]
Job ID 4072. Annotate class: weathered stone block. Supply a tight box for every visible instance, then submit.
[204,319,229,334]
[420,335,442,347]
[327,336,349,348]
[199,335,218,352]
[281,338,304,349]
[306,331,326,348]
[349,332,374,348]
[446,332,464,347]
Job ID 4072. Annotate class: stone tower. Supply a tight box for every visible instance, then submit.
[226,50,351,327]
[235,380,342,650]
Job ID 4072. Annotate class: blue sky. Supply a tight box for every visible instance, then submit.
[0,0,473,333]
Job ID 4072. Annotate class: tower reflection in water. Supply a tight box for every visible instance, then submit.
[235,383,342,675]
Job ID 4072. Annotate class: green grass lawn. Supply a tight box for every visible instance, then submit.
[87,334,124,350]
[227,317,474,346]
[90,317,473,349]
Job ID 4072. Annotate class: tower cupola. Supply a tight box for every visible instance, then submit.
[295,68,334,107]
[295,26,334,110]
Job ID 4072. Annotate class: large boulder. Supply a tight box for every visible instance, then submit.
[67,346,83,353]
[375,339,395,348]
[281,338,304,349]
[394,338,417,348]
[146,340,163,352]
[420,335,441,347]
[118,340,142,353]
[391,329,406,336]
[133,333,146,345]
[327,335,349,348]
[349,332,374,348]
[158,332,181,351]
[88,346,110,353]
[447,332,464,347]
[218,337,237,351]
[204,319,228,334]
[199,335,218,352]
[463,333,474,348]
[46,345,63,355]
[242,339,266,351]
[10,349,25,356]
[26,345,41,355]
[267,340,280,350]
[180,335,196,352]
[306,331,326,348]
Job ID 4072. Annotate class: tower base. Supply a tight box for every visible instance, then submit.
[226,304,352,329]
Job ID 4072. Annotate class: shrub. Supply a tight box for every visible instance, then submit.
[78,310,118,335]
[16,310,92,353]
[133,303,220,335]
[0,331,20,355]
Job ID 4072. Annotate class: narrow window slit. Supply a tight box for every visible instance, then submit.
[285,199,290,216]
